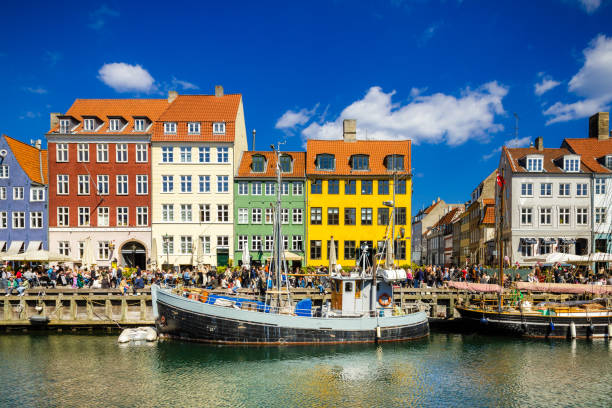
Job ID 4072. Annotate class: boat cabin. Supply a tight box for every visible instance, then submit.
[330,275,373,316]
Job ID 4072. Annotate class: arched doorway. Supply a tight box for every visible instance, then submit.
[120,241,146,270]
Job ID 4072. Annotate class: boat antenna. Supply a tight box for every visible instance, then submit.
[271,142,288,309]
[498,168,506,312]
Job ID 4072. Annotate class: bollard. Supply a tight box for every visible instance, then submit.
[140,298,147,321]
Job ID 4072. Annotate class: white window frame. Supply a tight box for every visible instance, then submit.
[217,204,229,223]
[563,156,580,172]
[12,187,23,200]
[559,183,571,197]
[252,182,262,195]
[188,122,201,135]
[97,207,109,227]
[540,183,552,197]
[116,144,128,163]
[162,204,174,222]
[116,175,128,195]
[77,143,89,162]
[117,207,129,226]
[576,183,588,197]
[136,207,148,226]
[198,175,210,193]
[180,146,192,163]
[164,122,177,134]
[559,208,570,225]
[78,175,90,195]
[264,235,274,252]
[526,156,543,172]
[96,144,109,162]
[217,146,229,163]
[540,207,552,226]
[292,235,303,252]
[199,147,210,163]
[161,175,173,193]
[199,204,211,222]
[161,146,174,163]
[181,204,193,222]
[135,144,148,162]
[59,119,71,134]
[265,208,274,224]
[56,143,68,162]
[595,178,606,195]
[292,182,303,195]
[181,236,193,254]
[238,235,248,251]
[238,208,248,224]
[520,183,533,197]
[136,175,148,195]
[59,241,71,256]
[109,118,121,132]
[238,182,248,195]
[252,236,262,251]
[252,208,262,224]
[57,175,69,195]
[576,208,588,225]
[292,208,303,224]
[57,207,69,226]
[595,207,607,224]
[0,187,6,200]
[98,241,110,260]
[97,175,109,195]
[520,208,532,225]
[180,175,192,193]
[217,175,229,193]
[281,208,289,224]
[78,207,90,226]
[12,212,25,229]
[0,211,6,229]
[0,165,8,178]
[213,122,226,134]
[30,187,45,202]
[83,118,95,131]
[134,119,145,132]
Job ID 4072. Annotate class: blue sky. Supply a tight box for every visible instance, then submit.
[2,0,612,212]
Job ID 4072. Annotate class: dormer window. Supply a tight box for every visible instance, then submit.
[316,154,335,171]
[606,155,612,170]
[109,119,121,132]
[134,118,146,132]
[526,155,543,172]
[385,155,404,171]
[83,118,95,132]
[563,155,580,172]
[59,119,72,133]
[164,122,177,134]
[188,122,201,135]
[279,155,292,173]
[251,155,266,173]
[213,122,226,134]
[351,154,369,171]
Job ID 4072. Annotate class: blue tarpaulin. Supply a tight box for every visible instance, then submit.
[295,298,312,317]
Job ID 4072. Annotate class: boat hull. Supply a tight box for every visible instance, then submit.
[152,286,429,345]
[456,306,612,339]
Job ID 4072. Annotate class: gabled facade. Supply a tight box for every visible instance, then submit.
[465,170,496,265]
[0,135,48,255]
[426,206,462,266]
[234,151,306,266]
[413,197,462,265]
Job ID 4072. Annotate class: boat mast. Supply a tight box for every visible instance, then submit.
[273,143,283,308]
[498,168,505,311]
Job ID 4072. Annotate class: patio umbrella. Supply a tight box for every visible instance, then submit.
[242,240,250,268]
[150,238,158,268]
[329,236,336,273]
[196,238,204,268]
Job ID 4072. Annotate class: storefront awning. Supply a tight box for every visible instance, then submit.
[558,238,576,244]
[6,241,24,255]
[0,241,6,252]
[26,241,42,252]
[540,238,556,245]
[520,238,537,245]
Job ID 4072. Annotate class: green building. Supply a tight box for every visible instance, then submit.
[234,151,306,267]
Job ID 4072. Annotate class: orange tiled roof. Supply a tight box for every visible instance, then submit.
[237,151,305,178]
[433,207,461,228]
[482,205,495,224]
[482,198,495,205]
[47,99,169,134]
[562,137,612,173]
[424,200,441,214]
[3,135,48,184]
[503,146,592,174]
[152,94,242,142]
[305,139,411,176]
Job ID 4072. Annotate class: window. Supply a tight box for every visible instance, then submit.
[378,208,389,225]
[352,155,369,170]
[310,240,322,260]
[595,178,606,194]
[595,208,607,224]
[238,235,248,251]
[11,212,25,229]
[188,122,200,134]
[97,175,109,195]
[97,207,109,227]
[394,179,406,194]
[161,146,174,163]
[344,208,356,225]
[264,236,273,251]
[78,207,90,226]
[564,156,580,172]
[136,175,148,195]
[181,204,192,222]
[252,208,262,223]
[265,208,273,224]
[109,119,121,132]
[252,155,265,172]
[386,155,404,171]
[180,175,192,193]
[217,147,229,163]
[292,236,303,252]
[281,208,289,224]
[344,241,356,260]
[378,180,389,195]
[526,157,543,172]
[97,144,108,162]
[199,204,210,222]
[345,180,356,195]
[238,182,248,195]
[520,208,532,225]
[540,183,552,197]
[559,208,570,225]
[164,122,177,134]
[59,241,71,257]
[201,237,210,254]
[59,119,71,133]
[78,175,90,195]
[199,147,210,163]
[135,144,148,162]
[117,207,128,226]
[0,165,8,178]
[12,187,24,200]
[280,155,292,172]
[292,182,303,195]
[116,144,128,162]
[213,122,226,134]
[559,183,570,196]
[395,240,407,260]
[316,154,335,170]
[134,119,145,132]
[116,175,128,195]
[162,176,174,193]
[395,207,407,225]
[521,183,533,196]
[310,207,322,225]
[361,208,373,225]
[361,180,373,195]
[217,204,229,222]
[162,204,174,222]
[576,183,588,196]
[539,241,552,255]
[0,187,5,200]
[180,147,192,163]
[30,187,44,201]
[83,118,95,131]
[217,176,229,193]
[606,155,612,169]
[252,236,262,251]
[199,176,210,193]
[540,208,552,225]
[57,207,69,226]
[324,179,338,194]
[181,236,193,254]
[162,237,174,255]
[281,182,290,195]
[0,212,6,228]
[252,182,262,195]
[264,182,275,196]
[576,208,588,225]
[238,208,248,224]
[292,208,303,224]
[30,212,43,229]
[328,207,339,225]
[77,143,89,162]
[56,143,68,162]
[311,180,322,194]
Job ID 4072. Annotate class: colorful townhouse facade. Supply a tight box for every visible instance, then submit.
[151,88,247,268]
[0,135,48,255]
[305,120,412,267]
[46,99,169,268]
[233,151,306,267]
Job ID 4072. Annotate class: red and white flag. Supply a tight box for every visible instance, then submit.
[496,172,505,188]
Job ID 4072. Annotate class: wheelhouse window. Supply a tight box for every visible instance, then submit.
[251,155,265,172]
[386,155,404,171]
[351,155,369,171]
[316,154,335,171]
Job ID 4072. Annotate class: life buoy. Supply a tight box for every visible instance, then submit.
[160,315,166,326]
[378,293,391,307]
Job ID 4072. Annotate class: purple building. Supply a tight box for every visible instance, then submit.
[0,135,48,256]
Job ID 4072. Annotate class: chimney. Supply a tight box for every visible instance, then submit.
[215,85,224,97]
[50,113,60,130]
[589,112,609,140]
[343,119,356,142]
[168,91,178,104]
[534,136,544,151]
[252,129,256,151]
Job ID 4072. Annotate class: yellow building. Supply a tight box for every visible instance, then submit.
[305,120,411,267]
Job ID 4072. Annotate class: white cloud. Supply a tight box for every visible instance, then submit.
[171,77,199,90]
[89,5,120,30]
[577,0,601,13]
[534,76,560,96]
[98,63,156,93]
[19,111,40,120]
[23,87,47,94]
[301,82,508,146]
[543,35,612,124]
[482,136,531,161]
[276,105,319,129]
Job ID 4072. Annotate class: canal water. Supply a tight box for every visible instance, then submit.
[0,332,610,407]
